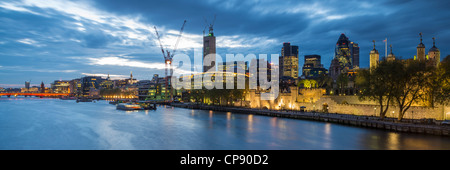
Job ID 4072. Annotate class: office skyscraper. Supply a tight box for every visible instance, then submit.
[279,42,299,79]
[350,42,360,68]
[301,55,327,78]
[25,81,30,89]
[329,33,359,80]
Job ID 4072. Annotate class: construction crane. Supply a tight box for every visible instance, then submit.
[153,20,186,102]
[203,15,216,36]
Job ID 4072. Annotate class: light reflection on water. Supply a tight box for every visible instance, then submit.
[388,133,400,150]
[0,97,450,150]
[247,114,253,133]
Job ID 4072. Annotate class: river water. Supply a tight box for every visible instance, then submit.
[0,97,449,150]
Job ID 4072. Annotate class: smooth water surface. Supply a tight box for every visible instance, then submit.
[1,97,449,150]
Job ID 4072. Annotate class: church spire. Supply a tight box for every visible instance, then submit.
[130,71,133,79]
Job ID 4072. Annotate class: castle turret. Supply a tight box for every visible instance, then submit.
[417,33,426,62]
[428,37,440,67]
[369,40,379,71]
[386,44,396,62]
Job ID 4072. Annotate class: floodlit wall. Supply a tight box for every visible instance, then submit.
[246,88,448,120]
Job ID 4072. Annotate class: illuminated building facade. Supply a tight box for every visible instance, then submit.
[69,79,81,96]
[350,42,360,68]
[135,74,179,101]
[100,79,114,90]
[427,37,440,67]
[250,58,272,87]
[301,55,328,79]
[51,80,70,93]
[144,83,177,101]
[137,80,151,100]
[329,33,359,80]
[417,33,426,62]
[218,61,248,74]
[369,40,379,71]
[279,42,299,79]
[335,34,352,69]
[81,76,102,97]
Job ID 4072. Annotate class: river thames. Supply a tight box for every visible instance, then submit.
[1,97,449,150]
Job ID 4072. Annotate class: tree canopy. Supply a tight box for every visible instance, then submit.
[357,57,450,121]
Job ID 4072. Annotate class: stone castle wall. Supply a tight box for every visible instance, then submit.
[316,97,447,120]
[246,88,449,120]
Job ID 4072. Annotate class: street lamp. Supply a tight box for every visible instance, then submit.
[374,107,377,117]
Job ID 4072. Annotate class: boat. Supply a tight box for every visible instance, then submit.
[116,103,144,110]
[76,98,92,103]
[141,102,157,110]
[61,96,77,100]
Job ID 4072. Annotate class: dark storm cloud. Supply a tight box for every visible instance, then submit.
[92,0,310,37]
[82,30,118,48]
[1,0,450,86]
[349,0,450,60]
[0,10,67,42]
[0,10,81,62]
[273,0,450,68]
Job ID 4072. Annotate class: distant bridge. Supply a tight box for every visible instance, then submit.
[0,93,70,97]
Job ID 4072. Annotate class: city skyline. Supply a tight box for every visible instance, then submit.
[1,0,450,87]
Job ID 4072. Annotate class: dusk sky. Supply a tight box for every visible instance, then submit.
[1,0,449,88]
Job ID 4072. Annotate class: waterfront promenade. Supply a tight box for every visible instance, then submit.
[171,103,450,137]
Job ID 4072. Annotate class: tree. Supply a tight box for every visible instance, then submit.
[298,79,317,89]
[336,73,349,95]
[219,89,231,106]
[356,61,399,119]
[424,66,442,107]
[391,60,429,121]
[188,88,204,104]
[358,58,448,121]
[204,88,216,105]
[316,74,332,89]
[426,55,450,106]
[228,80,247,107]
[437,55,450,104]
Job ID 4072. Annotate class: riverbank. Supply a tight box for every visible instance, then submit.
[170,103,450,137]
